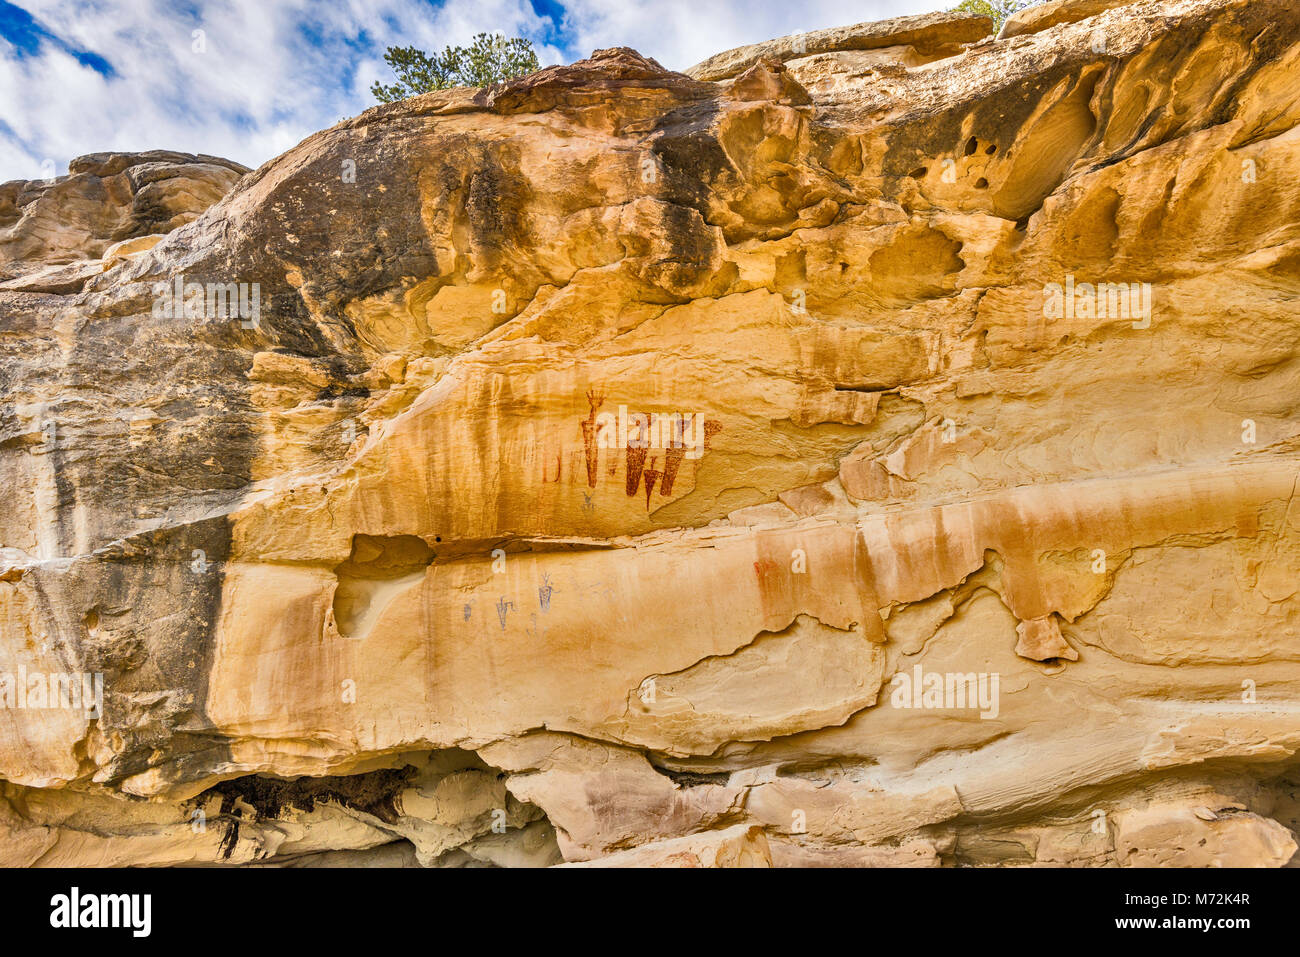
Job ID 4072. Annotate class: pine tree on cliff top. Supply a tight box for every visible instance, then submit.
[371,32,541,102]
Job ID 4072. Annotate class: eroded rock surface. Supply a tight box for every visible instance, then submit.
[999,0,1137,39]
[1,0,1299,867]
[684,10,993,81]
[0,151,249,287]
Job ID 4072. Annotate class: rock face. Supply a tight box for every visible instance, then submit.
[684,10,993,81]
[1,0,1299,867]
[998,0,1137,39]
[0,151,249,288]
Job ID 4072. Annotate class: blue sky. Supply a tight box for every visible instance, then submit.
[0,0,939,182]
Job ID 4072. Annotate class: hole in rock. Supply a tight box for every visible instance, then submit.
[648,759,733,788]
[203,766,417,827]
[989,67,1101,221]
[189,751,562,867]
[333,534,436,639]
[867,225,965,307]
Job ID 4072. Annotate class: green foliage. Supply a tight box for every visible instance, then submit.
[951,0,1041,32]
[371,32,541,102]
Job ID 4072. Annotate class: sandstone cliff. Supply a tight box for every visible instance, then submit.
[1,0,1299,867]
